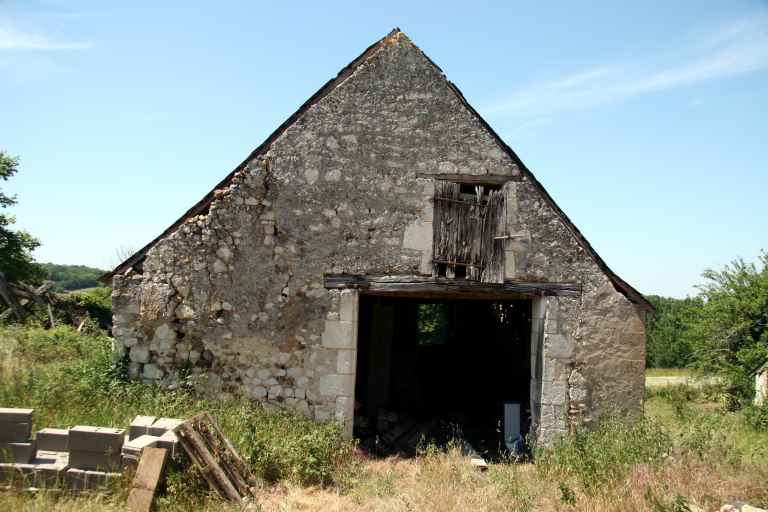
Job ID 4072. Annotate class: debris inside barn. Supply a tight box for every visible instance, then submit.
[104,29,651,450]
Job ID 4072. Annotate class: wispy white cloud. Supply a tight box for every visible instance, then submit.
[0,21,91,50]
[484,14,768,118]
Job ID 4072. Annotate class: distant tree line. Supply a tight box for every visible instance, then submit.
[646,252,768,404]
[39,263,107,291]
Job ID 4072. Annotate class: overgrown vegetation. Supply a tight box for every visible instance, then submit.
[0,324,357,498]
[646,252,768,408]
[1,323,767,510]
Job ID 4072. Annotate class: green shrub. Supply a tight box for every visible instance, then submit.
[71,287,113,329]
[243,406,356,486]
[536,416,672,493]
[744,403,768,431]
[0,324,110,364]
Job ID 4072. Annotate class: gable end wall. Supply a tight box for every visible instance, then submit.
[111,36,645,444]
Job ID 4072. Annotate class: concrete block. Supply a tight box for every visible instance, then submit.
[155,431,179,458]
[147,417,183,437]
[86,469,121,488]
[34,450,69,465]
[69,426,124,454]
[36,428,69,452]
[32,451,69,488]
[122,434,159,455]
[0,462,35,486]
[128,415,156,440]
[0,441,37,463]
[0,408,33,423]
[0,422,31,443]
[321,320,356,349]
[68,450,122,472]
[121,434,159,471]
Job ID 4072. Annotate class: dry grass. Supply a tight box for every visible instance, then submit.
[646,368,692,378]
[252,445,768,512]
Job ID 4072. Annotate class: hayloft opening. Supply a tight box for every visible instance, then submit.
[354,295,532,459]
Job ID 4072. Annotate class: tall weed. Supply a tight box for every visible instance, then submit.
[536,416,672,493]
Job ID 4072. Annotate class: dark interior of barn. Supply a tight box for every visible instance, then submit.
[353,295,532,459]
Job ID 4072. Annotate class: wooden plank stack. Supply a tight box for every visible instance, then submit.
[173,412,257,505]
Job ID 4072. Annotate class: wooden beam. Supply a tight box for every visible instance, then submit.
[323,274,580,299]
[126,447,168,512]
[416,173,522,185]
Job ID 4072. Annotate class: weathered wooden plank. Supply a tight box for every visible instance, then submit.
[323,274,581,298]
[126,447,168,512]
[416,173,522,185]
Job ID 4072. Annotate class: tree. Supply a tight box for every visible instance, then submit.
[0,151,43,284]
[39,263,107,291]
[645,295,702,368]
[687,252,768,403]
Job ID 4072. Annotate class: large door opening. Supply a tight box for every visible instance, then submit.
[354,295,532,459]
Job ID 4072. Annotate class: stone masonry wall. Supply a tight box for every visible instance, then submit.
[111,33,646,443]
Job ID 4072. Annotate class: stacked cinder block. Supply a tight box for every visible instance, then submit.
[0,408,36,464]
[66,426,124,489]
[36,428,69,452]
[121,416,182,470]
[68,426,124,472]
[32,450,69,487]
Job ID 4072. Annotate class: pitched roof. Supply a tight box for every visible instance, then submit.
[103,29,652,311]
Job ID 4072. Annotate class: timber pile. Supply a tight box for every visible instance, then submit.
[432,181,506,283]
[0,272,92,328]
[173,412,257,505]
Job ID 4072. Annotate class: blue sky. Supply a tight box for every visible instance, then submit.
[1,1,766,298]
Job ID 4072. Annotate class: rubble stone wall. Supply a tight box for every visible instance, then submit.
[111,33,646,443]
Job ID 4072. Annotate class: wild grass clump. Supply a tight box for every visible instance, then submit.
[536,416,672,493]
[243,407,357,486]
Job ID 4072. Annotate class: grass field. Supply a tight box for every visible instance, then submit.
[645,368,692,378]
[1,325,767,511]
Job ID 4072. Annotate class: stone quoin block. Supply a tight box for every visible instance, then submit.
[338,290,359,322]
[336,350,356,375]
[35,428,69,452]
[321,320,357,349]
[319,374,355,397]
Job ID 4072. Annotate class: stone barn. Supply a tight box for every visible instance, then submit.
[105,29,651,448]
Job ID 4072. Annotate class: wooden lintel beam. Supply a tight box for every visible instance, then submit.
[415,173,522,185]
[323,274,581,298]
